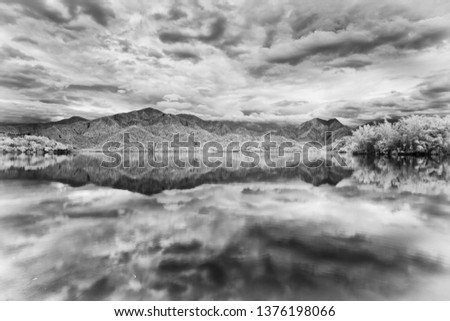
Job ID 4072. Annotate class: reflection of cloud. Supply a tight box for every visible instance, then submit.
[1,170,450,300]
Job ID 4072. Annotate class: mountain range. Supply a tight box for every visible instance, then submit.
[0,107,352,149]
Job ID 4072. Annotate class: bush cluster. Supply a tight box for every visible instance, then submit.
[341,115,450,155]
[0,135,72,154]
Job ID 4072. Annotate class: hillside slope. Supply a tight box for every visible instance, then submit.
[0,107,351,149]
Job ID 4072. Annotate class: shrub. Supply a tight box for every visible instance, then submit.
[345,115,450,155]
[0,135,72,154]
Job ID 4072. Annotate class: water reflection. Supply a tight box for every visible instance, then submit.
[0,153,354,194]
[350,156,450,195]
[0,154,449,300]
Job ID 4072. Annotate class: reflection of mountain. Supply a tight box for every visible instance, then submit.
[350,156,450,195]
[0,154,353,195]
[0,107,351,148]
[2,154,449,197]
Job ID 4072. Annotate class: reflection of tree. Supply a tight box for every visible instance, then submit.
[0,154,70,171]
[351,156,450,194]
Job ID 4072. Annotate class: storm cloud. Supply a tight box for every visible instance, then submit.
[162,48,202,63]
[158,16,227,44]
[0,0,450,123]
[2,0,115,26]
[66,84,121,93]
[266,18,450,65]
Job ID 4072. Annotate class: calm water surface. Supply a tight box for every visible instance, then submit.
[0,154,449,300]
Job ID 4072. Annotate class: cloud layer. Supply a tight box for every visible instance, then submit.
[0,0,449,124]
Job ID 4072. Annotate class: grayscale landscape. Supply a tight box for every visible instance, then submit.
[1,0,450,301]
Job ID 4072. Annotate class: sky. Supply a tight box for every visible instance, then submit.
[0,0,450,125]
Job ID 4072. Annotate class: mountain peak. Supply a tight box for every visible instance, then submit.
[310,117,327,123]
[111,107,164,118]
[54,116,87,124]
[308,117,343,127]
[327,118,343,125]
[140,106,164,114]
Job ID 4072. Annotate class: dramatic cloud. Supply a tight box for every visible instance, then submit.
[266,18,450,65]
[167,7,188,21]
[162,48,202,63]
[2,0,115,26]
[12,36,38,45]
[417,74,450,99]
[158,16,227,44]
[66,84,122,93]
[0,45,34,62]
[325,58,373,70]
[0,0,450,123]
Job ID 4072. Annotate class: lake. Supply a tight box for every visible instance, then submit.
[0,153,449,300]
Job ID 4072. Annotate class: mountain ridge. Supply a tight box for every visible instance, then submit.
[0,107,352,149]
